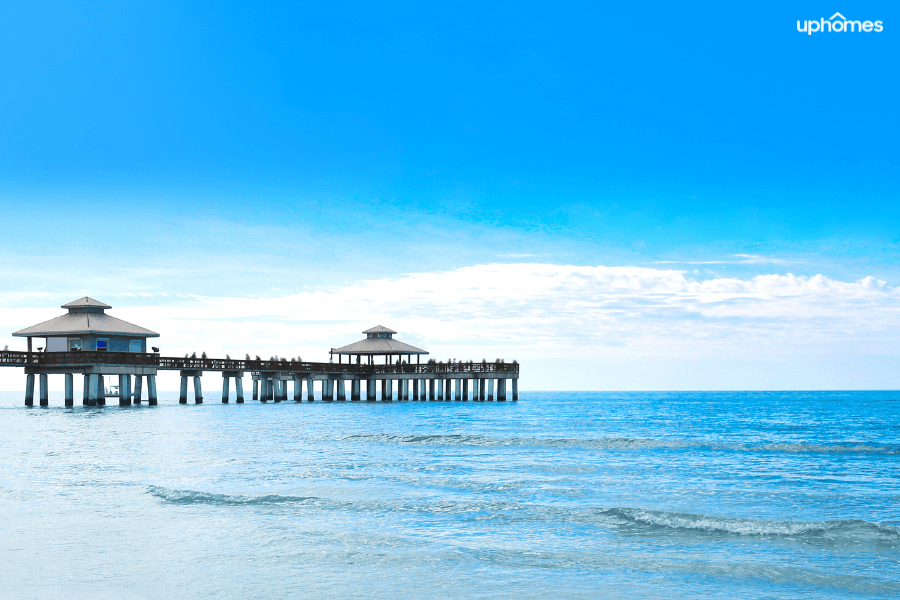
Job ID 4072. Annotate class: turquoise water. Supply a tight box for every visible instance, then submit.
[0,391,897,598]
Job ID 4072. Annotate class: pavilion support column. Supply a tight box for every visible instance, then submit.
[148,375,158,406]
[236,376,244,403]
[429,379,436,401]
[462,379,468,402]
[512,379,518,402]
[122,374,132,406]
[385,379,393,402]
[252,379,258,401]
[86,374,99,407]
[293,378,302,402]
[366,379,376,402]
[324,379,335,402]
[83,374,90,405]
[98,375,105,406]
[412,379,419,402]
[306,379,315,402]
[336,379,346,402]
[134,375,143,405]
[351,379,360,402]
[488,379,495,402]
[118,375,127,407]
[180,375,188,404]
[273,379,281,403]
[193,375,203,404]
[498,378,507,402]
[401,379,408,402]
[39,373,49,407]
[454,379,461,402]
[222,376,230,403]
[24,373,34,406]
[437,379,443,401]
[65,373,74,407]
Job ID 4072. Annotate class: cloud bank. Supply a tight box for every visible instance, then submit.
[2,263,899,390]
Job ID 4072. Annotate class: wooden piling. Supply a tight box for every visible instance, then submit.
[39,373,48,407]
[65,373,74,407]
[193,375,203,404]
[148,375,158,405]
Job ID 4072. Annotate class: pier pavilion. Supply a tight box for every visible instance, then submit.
[12,297,160,406]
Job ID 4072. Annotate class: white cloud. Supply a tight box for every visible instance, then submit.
[2,263,899,390]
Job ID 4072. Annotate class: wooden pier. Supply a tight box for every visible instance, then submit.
[3,298,519,407]
[0,350,519,406]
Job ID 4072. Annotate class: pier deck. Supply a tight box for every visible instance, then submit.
[0,350,519,406]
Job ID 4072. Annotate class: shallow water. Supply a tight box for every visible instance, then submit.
[0,390,897,598]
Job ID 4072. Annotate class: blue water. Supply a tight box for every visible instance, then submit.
[0,391,897,598]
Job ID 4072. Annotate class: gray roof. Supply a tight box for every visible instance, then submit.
[62,296,112,309]
[332,337,427,355]
[13,312,159,338]
[363,325,397,334]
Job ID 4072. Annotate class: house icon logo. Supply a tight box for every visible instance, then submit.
[797,12,883,34]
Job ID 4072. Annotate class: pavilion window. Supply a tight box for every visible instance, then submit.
[129,339,142,353]
[96,339,108,352]
[68,339,82,351]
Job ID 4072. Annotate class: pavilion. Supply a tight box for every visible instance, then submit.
[13,296,159,353]
[330,325,428,365]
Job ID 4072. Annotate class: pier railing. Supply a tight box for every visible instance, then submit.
[0,350,519,375]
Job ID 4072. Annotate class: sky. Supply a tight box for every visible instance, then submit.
[0,1,898,390]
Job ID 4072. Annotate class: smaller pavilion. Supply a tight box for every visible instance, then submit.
[330,326,428,365]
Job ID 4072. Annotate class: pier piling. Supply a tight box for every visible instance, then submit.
[134,375,143,404]
[148,375,158,405]
[65,373,74,407]
[39,373,48,407]
[25,373,35,407]
[222,376,230,403]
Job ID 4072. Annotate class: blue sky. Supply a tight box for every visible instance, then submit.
[1,1,898,389]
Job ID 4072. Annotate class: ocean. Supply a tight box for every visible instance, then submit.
[0,390,897,599]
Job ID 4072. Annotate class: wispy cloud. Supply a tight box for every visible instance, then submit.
[655,254,789,265]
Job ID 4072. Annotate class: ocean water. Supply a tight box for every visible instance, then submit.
[0,390,897,599]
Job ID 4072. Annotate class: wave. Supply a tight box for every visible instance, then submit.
[602,507,900,545]
[337,433,900,455]
[147,485,900,548]
[147,485,322,507]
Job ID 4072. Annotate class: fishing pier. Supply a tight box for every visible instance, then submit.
[1,297,519,407]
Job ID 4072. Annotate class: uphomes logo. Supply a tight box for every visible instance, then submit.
[797,12,883,34]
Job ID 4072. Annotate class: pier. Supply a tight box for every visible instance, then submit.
[1,298,519,407]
